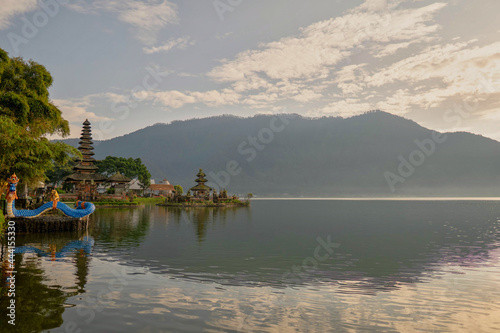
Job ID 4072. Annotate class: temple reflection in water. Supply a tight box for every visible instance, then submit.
[0,232,93,332]
[1,201,499,332]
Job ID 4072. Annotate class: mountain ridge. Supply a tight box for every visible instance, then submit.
[59,111,500,197]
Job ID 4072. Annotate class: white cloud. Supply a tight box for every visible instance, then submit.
[314,99,373,117]
[207,1,447,85]
[60,0,500,127]
[67,0,178,44]
[189,89,241,107]
[52,96,117,138]
[64,0,462,117]
[53,98,113,123]
[177,72,199,78]
[143,36,194,54]
[356,41,500,115]
[99,92,132,104]
[137,89,241,109]
[372,36,437,58]
[112,0,453,113]
[182,0,447,114]
[0,0,38,30]
[290,89,323,103]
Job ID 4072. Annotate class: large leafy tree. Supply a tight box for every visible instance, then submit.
[96,156,151,189]
[45,159,77,188]
[0,48,79,186]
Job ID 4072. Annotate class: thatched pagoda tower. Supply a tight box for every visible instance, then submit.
[189,169,213,198]
[105,172,132,195]
[64,119,107,200]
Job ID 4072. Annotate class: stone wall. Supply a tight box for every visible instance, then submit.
[7,216,88,233]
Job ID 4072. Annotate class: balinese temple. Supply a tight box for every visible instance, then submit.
[64,119,107,201]
[105,172,132,195]
[189,169,213,198]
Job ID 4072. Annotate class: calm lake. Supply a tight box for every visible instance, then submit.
[2,200,500,332]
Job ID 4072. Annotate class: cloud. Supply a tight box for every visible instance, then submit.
[67,0,178,44]
[177,72,199,78]
[359,41,500,115]
[215,32,234,40]
[135,89,241,109]
[67,0,500,125]
[52,96,116,138]
[207,1,447,84]
[143,36,194,54]
[372,36,437,58]
[107,0,453,114]
[314,99,373,117]
[185,0,447,113]
[0,0,38,30]
[53,98,113,123]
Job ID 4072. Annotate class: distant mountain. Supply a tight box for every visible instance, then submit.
[60,111,500,197]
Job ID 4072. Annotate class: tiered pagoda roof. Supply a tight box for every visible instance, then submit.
[65,119,107,182]
[189,169,213,193]
[106,172,132,183]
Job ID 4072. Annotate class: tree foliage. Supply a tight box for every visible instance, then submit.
[96,156,151,188]
[0,48,79,185]
[174,185,183,195]
[45,159,77,187]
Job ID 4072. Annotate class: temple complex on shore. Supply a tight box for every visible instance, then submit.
[162,168,241,206]
[57,121,246,206]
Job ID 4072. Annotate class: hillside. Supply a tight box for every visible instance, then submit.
[61,111,500,197]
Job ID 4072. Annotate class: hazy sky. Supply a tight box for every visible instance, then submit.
[1,0,500,140]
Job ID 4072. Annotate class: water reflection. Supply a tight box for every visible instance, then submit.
[87,201,500,293]
[58,254,500,332]
[168,206,250,242]
[0,232,93,332]
[1,201,500,332]
[14,236,94,259]
[91,208,151,247]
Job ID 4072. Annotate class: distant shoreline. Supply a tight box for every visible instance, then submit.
[157,202,249,207]
[251,197,500,201]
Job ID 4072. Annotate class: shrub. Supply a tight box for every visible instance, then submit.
[0,210,5,234]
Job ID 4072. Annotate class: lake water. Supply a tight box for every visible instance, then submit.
[2,200,500,332]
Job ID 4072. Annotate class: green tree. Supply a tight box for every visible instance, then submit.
[0,48,79,185]
[174,185,183,195]
[96,156,151,189]
[45,159,77,187]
